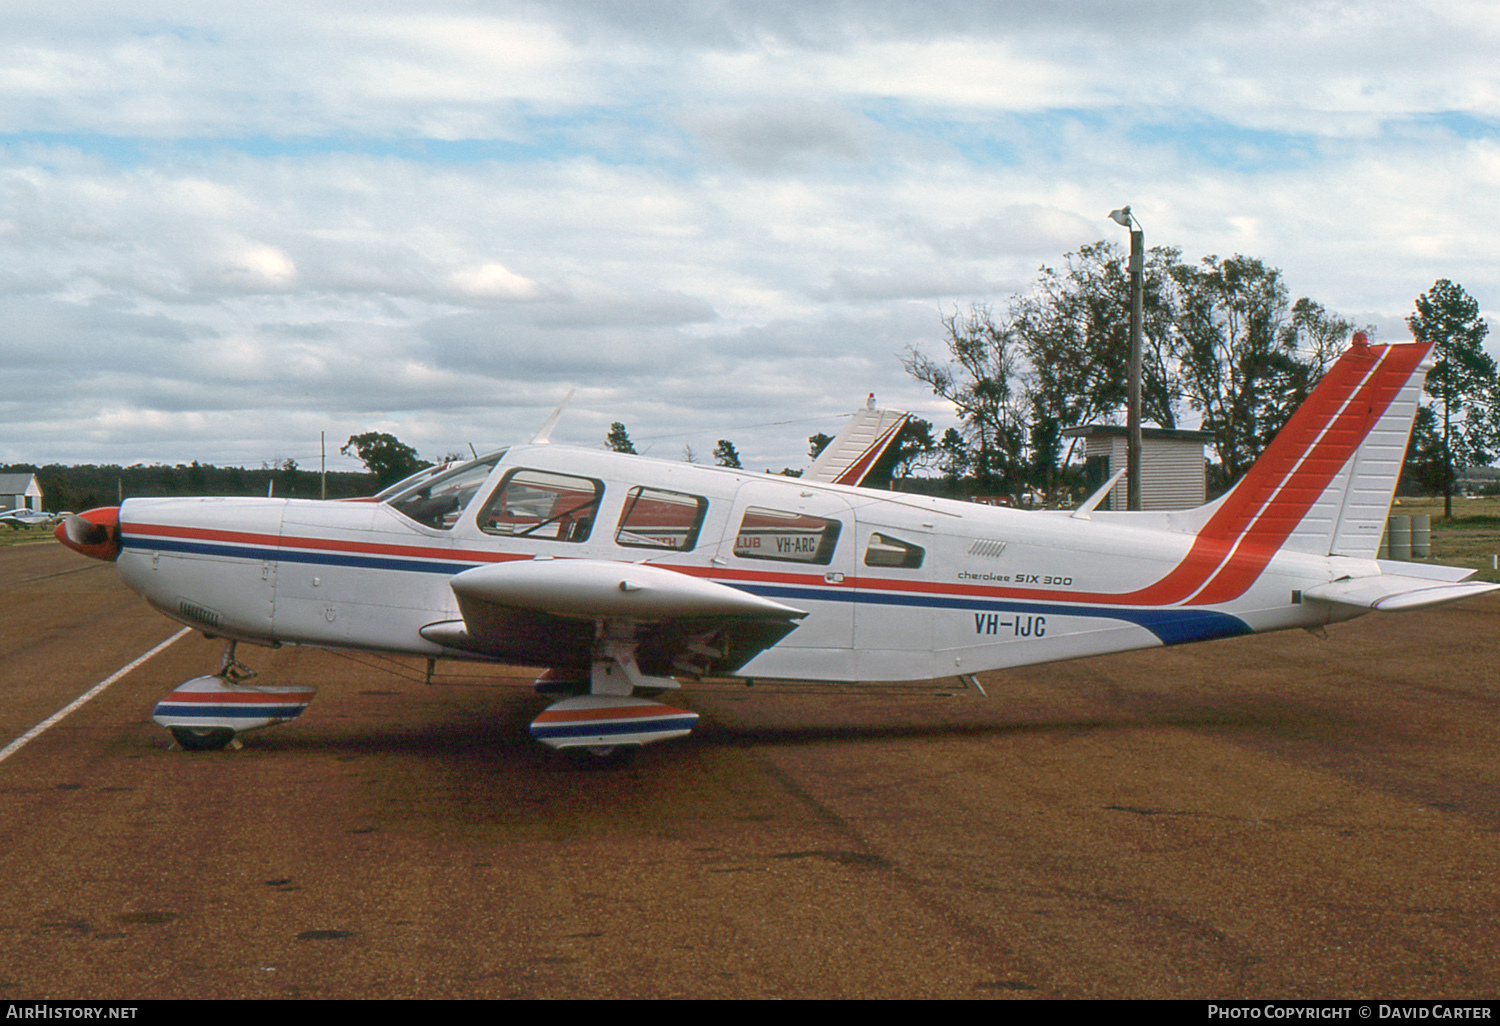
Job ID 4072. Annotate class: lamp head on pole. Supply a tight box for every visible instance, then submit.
[1108,206,1134,229]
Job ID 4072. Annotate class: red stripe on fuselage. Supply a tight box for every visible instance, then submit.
[1120,344,1381,606]
[122,520,531,567]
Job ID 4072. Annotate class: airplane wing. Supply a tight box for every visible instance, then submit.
[419,559,807,678]
[1303,562,1500,612]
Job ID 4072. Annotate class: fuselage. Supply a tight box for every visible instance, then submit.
[111,443,1359,683]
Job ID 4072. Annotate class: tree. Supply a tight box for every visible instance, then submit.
[885,417,940,482]
[1408,279,1498,517]
[1010,240,1182,443]
[903,303,1028,490]
[1170,255,1347,484]
[605,422,637,454]
[903,244,1353,493]
[808,432,834,460]
[713,440,742,468]
[341,432,428,487]
[936,427,974,483]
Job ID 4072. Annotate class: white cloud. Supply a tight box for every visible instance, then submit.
[447,262,541,301]
[0,1,1497,470]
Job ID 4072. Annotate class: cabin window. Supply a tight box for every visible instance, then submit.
[387,456,503,530]
[615,487,708,551]
[477,469,603,543]
[864,532,925,569]
[733,506,841,564]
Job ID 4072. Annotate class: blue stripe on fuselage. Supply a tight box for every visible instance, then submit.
[740,583,1253,647]
[125,536,1252,647]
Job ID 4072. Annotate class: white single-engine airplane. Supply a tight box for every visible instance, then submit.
[57,334,1497,758]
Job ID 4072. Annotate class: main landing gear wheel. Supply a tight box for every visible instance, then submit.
[563,745,638,769]
[169,726,236,752]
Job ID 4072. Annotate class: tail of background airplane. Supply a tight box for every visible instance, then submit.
[806,397,911,487]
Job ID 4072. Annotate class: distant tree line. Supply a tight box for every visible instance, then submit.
[2,460,379,512]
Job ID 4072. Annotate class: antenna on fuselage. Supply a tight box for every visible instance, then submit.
[1071,467,1128,520]
[531,388,575,445]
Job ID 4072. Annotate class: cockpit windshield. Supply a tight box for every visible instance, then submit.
[386,452,506,530]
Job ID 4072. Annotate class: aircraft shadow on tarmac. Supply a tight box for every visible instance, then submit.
[194,688,1353,761]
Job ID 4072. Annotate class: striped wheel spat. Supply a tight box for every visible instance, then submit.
[530,695,699,748]
[152,675,317,731]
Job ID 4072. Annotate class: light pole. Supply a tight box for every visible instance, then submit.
[1109,205,1143,512]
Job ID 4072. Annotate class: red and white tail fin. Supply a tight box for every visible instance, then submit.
[1155,337,1434,607]
[1183,336,1431,555]
[806,403,910,487]
[1303,339,1433,559]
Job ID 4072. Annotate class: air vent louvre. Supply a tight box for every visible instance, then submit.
[177,599,223,628]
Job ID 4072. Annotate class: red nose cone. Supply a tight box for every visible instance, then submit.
[55,506,122,562]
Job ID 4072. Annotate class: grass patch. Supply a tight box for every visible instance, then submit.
[0,524,57,547]
[1391,495,1500,581]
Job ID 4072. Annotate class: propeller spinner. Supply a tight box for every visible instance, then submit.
[55,507,122,562]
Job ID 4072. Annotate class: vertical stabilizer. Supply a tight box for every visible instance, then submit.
[1307,343,1432,558]
[807,401,911,487]
[1161,337,1431,607]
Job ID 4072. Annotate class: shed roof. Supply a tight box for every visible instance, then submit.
[1060,425,1213,443]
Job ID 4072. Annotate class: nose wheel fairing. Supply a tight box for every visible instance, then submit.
[152,675,318,748]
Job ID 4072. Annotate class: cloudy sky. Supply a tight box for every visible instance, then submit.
[3,0,1497,475]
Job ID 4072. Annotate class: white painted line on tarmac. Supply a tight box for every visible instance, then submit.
[0,627,193,766]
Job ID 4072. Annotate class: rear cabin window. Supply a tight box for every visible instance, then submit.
[387,456,503,530]
[864,532,925,569]
[615,487,708,551]
[733,506,841,564]
[477,469,603,543]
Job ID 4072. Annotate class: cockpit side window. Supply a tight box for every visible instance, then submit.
[387,456,503,530]
[477,469,603,543]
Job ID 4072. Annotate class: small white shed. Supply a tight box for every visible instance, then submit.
[1061,425,1212,511]
[0,473,43,512]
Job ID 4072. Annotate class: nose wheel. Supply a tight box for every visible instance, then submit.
[168,726,237,752]
[154,642,317,751]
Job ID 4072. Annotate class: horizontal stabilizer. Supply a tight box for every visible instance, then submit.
[1303,574,1500,612]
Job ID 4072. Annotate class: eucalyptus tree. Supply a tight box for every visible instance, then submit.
[902,303,1029,491]
[1170,256,1350,483]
